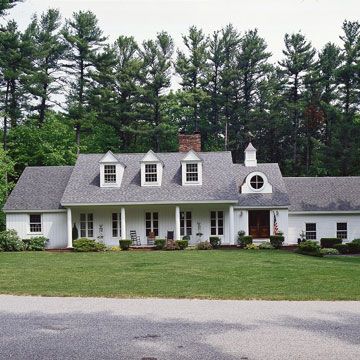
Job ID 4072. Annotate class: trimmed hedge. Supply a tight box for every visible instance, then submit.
[0,229,24,251]
[175,240,189,250]
[73,238,106,252]
[320,248,340,255]
[154,239,166,250]
[348,239,360,254]
[239,235,252,248]
[320,238,342,248]
[259,242,274,250]
[209,236,221,249]
[269,235,284,249]
[27,236,48,251]
[119,239,132,250]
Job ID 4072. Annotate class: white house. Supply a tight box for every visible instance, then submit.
[4,133,360,248]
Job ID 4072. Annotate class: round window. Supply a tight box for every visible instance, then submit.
[250,175,264,190]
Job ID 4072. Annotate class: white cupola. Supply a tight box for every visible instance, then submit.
[99,150,125,188]
[244,143,257,167]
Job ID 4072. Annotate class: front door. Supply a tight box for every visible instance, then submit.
[249,210,270,238]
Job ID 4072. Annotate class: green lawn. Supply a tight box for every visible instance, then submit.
[0,250,359,300]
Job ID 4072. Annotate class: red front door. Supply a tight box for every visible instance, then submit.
[249,210,270,238]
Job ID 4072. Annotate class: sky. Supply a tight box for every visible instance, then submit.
[8,0,360,62]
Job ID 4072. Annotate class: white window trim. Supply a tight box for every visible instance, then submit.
[210,211,224,236]
[112,213,122,238]
[305,222,317,240]
[28,213,43,235]
[100,163,124,188]
[80,213,94,238]
[104,164,117,184]
[145,211,159,236]
[182,161,202,186]
[180,211,192,237]
[336,222,347,240]
[141,162,162,186]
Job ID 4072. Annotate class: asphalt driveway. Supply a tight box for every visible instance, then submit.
[0,295,359,359]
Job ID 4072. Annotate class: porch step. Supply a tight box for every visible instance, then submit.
[253,239,270,244]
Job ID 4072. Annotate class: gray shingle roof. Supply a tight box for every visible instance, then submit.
[3,166,74,211]
[234,163,290,207]
[284,177,360,212]
[61,152,239,204]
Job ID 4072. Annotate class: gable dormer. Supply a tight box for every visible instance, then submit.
[99,150,125,188]
[140,150,163,187]
[181,150,203,186]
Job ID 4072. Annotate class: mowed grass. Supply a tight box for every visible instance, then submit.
[0,250,359,300]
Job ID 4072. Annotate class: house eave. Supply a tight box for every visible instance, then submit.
[289,210,360,215]
[3,209,67,213]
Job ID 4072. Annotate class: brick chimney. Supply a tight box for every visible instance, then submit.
[178,132,201,152]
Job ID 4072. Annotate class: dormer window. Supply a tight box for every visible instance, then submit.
[145,164,158,183]
[104,165,116,184]
[99,150,125,188]
[249,174,264,190]
[140,150,163,187]
[241,171,272,194]
[186,163,198,182]
[181,150,203,186]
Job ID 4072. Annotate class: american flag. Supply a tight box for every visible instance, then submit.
[273,212,279,235]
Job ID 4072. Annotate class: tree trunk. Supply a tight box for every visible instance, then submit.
[2,81,10,151]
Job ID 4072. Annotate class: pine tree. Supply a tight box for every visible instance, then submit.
[279,32,316,174]
[62,10,106,153]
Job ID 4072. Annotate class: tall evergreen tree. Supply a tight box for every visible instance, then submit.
[139,31,174,151]
[279,32,316,174]
[62,10,106,152]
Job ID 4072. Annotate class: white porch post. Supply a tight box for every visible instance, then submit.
[175,205,181,240]
[121,207,126,240]
[229,205,235,245]
[66,207,73,248]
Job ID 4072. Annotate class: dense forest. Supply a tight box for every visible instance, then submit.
[1,0,360,227]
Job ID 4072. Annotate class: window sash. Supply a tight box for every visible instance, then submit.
[104,165,116,183]
[80,213,94,238]
[145,164,158,183]
[305,223,316,240]
[112,213,122,238]
[211,211,224,236]
[180,211,192,236]
[145,212,159,236]
[29,214,42,233]
[186,163,198,182]
[337,222,347,239]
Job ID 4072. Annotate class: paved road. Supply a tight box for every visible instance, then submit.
[0,295,359,359]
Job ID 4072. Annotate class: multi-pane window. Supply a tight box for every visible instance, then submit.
[145,164,157,183]
[186,163,198,182]
[211,211,224,236]
[250,175,264,190]
[180,211,192,236]
[104,165,116,183]
[29,214,42,233]
[145,212,159,236]
[80,213,94,238]
[337,222,347,240]
[305,223,316,240]
[112,213,122,238]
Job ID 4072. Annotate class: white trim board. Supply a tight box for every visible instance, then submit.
[61,200,238,206]
[3,209,67,213]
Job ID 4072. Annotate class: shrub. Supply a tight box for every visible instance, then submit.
[0,229,24,251]
[209,236,221,249]
[119,239,132,251]
[244,243,259,250]
[347,239,360,254]
[196,241,212,250]
[334,243,349,254]
[239,235,252,248]
[297,240,322,257]
[154,239,166,250]
[320,247,340,255]
[27,236,48,251]
[258,242,274,250]
[320,238,342,248]
[269,235,284,249]
[73,238,106,252]
[176,240,189,250]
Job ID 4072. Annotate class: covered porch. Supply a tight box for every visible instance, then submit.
[65,203,236,248]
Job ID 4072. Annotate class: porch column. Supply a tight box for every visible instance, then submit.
[121,207,126,240]
[229,205,235,245]
[175,205,181,240]
[66,207,73,248]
